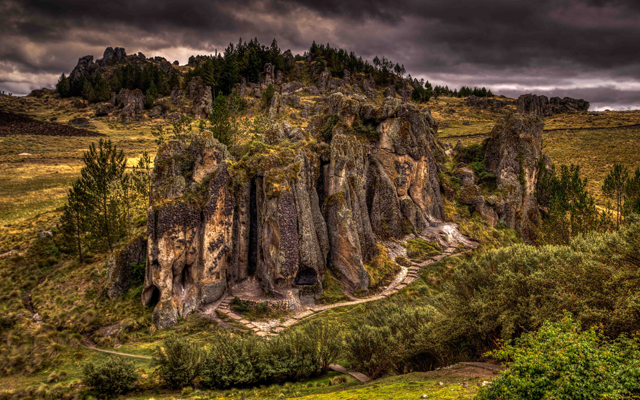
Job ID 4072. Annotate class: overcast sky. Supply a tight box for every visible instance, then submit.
[2,0,640,110]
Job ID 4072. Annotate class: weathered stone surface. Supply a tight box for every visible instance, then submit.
[116,88,144,123]
[305,86,320,96]
[384,86,396,98]
[517,94,589,116]
[317,68,331,93]
[282,81,303,95]
[484,113,544,240]
[465,95,512,110]
[143,90,446,326]
[106,236,146,299]
[187,77,212,119]
[95,103,114,117]
[143,134,234,328]
[171,86,182,105]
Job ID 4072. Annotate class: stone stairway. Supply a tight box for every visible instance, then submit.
[214,239,475,337]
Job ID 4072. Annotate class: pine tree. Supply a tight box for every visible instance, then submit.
[80,139,127,252]
[145,81,158,109]
[56,74,70,98]
[208,93,232,147]
[603,163,629,228]
[626,168,640,216]
[59,180,91,262]
[201,60,217,89]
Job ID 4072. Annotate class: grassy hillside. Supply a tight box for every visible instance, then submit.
[2,90,639,397]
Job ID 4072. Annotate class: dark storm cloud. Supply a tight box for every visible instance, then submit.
[1,0,640,109]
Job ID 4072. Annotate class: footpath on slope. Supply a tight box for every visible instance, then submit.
[215,222,478,338]
[83,222,481,383]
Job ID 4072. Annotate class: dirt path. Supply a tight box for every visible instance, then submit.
[216,223,477,337]
[83,343,152,360]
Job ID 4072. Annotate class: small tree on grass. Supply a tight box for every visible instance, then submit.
[82,356,139,397]
[59,180,91,262]
[153,335,204,389]
[603,163,629,228]
[81,139,127,252]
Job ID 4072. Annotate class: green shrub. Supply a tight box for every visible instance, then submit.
[395,256,411,267]
[455,142,485,164]
[152,335,204,389]
[364,245,401,288]
[82,356,138,396]
[200,320,341,389]
[404,239,442,261]
[434,221,640,357]
[478,316,640,400]
[345,302,441,378]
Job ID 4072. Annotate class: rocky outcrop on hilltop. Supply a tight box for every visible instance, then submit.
[465,95,513,111]
[116,89,145,122]
[517,94,589,116]
[142,93,445,328]
[187,77,212,119]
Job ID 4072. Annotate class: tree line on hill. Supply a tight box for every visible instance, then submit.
[54,38,495,107]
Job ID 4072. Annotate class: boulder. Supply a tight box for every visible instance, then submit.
[171,86,182,105]
[282,81,304,95]
[149,105,163,118]
[465,95,511,110]
[305,86,320,96]
[317,68,331,93]
[187,77,212,119]
[95,103,114,117]
[116,88,145,123]
[384,86,396,98]
[362,74,376,99]
[264,63,275,86]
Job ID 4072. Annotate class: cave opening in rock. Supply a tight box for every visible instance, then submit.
[143,286,160,307]
[179,264,193,292]
[295,268,318,285]
[248,178,258,276]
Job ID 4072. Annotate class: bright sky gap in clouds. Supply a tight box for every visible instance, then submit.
[2,0,640,109]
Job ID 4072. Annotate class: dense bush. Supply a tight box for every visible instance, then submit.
[434,221,640,358]
[150,321,341,390]
[82,356,138,396]
[201,320,341,388]
[345,302,442,378]
[152,335,204,389]
[477,316,640,400]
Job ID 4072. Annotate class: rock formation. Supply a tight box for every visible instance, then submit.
[142,93,445,328]
[116,89,145,122]
[105,236,147,299]
[456,113,544,241]
[484,113,544,240]
[465,95,512,110]
[187,77,212,119]
[517,94,589,116]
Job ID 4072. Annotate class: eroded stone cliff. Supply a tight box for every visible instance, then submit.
[142,93,446,327]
